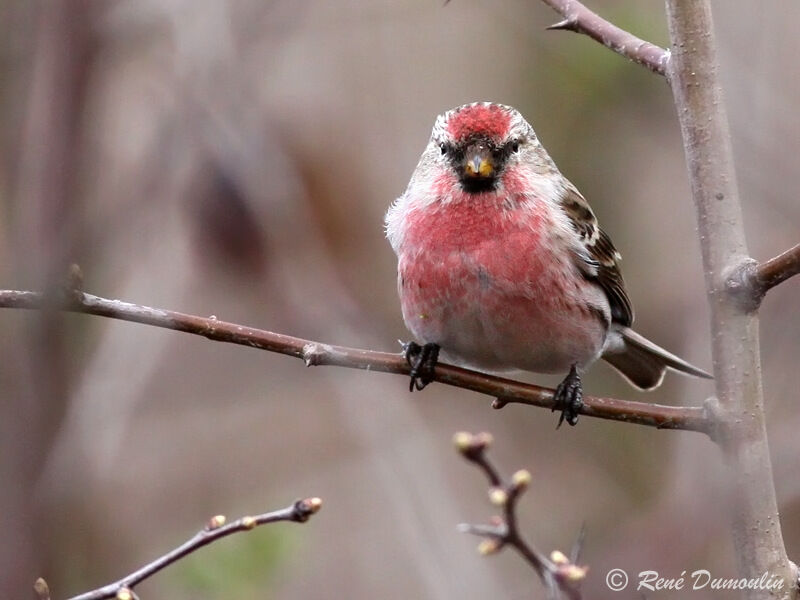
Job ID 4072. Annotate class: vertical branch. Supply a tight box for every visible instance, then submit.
[0,1,94,598]
[665,1,796,597]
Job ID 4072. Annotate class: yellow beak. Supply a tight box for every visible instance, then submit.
[464,155,494,178]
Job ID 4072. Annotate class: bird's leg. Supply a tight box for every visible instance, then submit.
[403,341,440,391]
[553,364,583,428]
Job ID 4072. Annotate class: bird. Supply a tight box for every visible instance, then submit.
[385,102,711,426]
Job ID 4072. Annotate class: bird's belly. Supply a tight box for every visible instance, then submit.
[399,246,607,374]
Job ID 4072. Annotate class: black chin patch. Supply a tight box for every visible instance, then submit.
[459,176,497,194]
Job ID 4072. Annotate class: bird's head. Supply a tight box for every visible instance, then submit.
[424,102,549,194]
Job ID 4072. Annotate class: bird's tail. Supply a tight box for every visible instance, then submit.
[602,327,712,390]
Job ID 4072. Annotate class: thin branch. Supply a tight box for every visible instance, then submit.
[56,498,322,600]
[0,289,711,434]
[755,243,800,299]
[539,0,669,76]
[454,432,586,600]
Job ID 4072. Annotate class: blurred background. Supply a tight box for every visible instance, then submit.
[1,0,798,598]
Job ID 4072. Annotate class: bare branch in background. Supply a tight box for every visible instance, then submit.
[540,0,669,76]
[2,2,96,596]
[0,288,710,433]
[454,432,586,600]
[37,498,322,600]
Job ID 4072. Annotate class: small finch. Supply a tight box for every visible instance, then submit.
[385,102,711,426]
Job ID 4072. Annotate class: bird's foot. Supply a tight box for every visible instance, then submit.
[553,365,583,428]
[403,341,440,391]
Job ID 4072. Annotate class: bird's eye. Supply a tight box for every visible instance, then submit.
[510,140,521,153]
[439,143,448,155]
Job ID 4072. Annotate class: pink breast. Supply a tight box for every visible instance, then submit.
[396,178,605,371]
[402,185,550,286]
[399,188,558,337]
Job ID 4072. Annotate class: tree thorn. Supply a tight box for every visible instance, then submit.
[546,18,577,31]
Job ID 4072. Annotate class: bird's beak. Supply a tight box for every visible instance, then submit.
[463,153,494,178]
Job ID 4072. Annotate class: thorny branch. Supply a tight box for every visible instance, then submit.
[454,432,586,600]
[0,288,709,433]
[539,0,670,76]
[34,498,322,600]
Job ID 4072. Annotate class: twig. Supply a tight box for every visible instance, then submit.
[754,243,800,301]
[454,432,586,600]
[539,0,669,76]
[0,289,710,433]
[665,0,796,596]
[50,498,322,600]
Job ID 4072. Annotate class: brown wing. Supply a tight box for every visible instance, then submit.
[559,184,634,327]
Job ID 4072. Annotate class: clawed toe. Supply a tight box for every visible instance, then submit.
[553,365,583,428]
[403,341,440,391]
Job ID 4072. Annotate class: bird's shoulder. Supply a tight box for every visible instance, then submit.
[558,181,634,327]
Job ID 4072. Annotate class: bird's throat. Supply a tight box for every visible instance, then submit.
[459,175,497,194]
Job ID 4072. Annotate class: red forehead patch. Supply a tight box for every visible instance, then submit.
[446,104,511,141]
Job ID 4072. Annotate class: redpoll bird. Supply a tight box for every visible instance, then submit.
[385,102,711,426]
